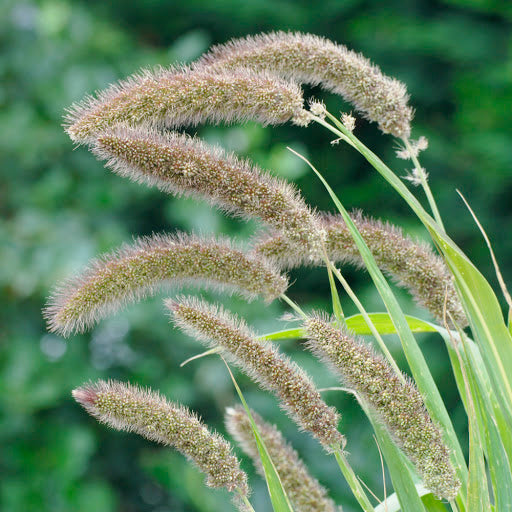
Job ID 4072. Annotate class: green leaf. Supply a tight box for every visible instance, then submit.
[435,325,512,511]
[344,313,437,335]
[422,493,451,511]
[259,313,436,342]
[259,328,305,341]
[374,485,442,512]
[433,234,512,423]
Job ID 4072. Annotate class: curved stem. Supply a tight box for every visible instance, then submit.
[402,138,445,231]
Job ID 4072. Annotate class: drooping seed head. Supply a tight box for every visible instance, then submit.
[44,233,288,337]
[226,406,337,512]
[195,32,413,138]
[253,211,467,327]
[303,315,460,500]
[65,66,308,144]
[92,126,323,256]
[73,380,248,495]
[167,296,343,448]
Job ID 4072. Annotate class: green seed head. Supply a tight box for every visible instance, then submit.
[168,296,344,448]
[226,405,338,512]
[44,233,288,336]
[73,380,249,495]
[93,126,323,256]
[65,66,307,144]
[304,315,461,500]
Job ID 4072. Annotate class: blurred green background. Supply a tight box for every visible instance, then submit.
[1,0,511,510]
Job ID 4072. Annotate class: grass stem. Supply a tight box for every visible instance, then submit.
[332,447,375,512]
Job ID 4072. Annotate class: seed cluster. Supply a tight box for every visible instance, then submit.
[93,126,324,256]
[254,211,467,327]
[44,233,288,336]
[73,380,248,495]
[226,406,337,512]
[168,296,344,448]
[195,31,413,138]
[304,315,461,500]
[65,66,308,144]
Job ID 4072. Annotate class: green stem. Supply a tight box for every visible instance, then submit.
[402,138,445,231]
[287,144,403,380]
[280,293,307,319]
[320,242,346,327]
[238,490,256,512]
[449,499,459,512]
[332,447,375,512]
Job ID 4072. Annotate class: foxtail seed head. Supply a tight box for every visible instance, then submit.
[167,296,343,448]
[73,380,248,495]
[92,126,323,255]
[195,32,413,138]
[226,406,338,512]
[65,66,308,144]
[44,233,288,337]
[253,211,467,327]
[303,315,460,500]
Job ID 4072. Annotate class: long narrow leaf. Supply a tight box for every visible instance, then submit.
[435,325,512,511]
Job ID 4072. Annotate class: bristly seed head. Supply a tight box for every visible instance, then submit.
[73,380,248,495]
[252,211,467,327]
[92,125,324,256]
[167,296,344,449]
[303,315,461,501]
[44,233,288,337]
[195,31,413,138]
[65,66,308,144]
[226,405,337,512]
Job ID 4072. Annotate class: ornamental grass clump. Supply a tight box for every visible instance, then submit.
[49,30,512,512]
